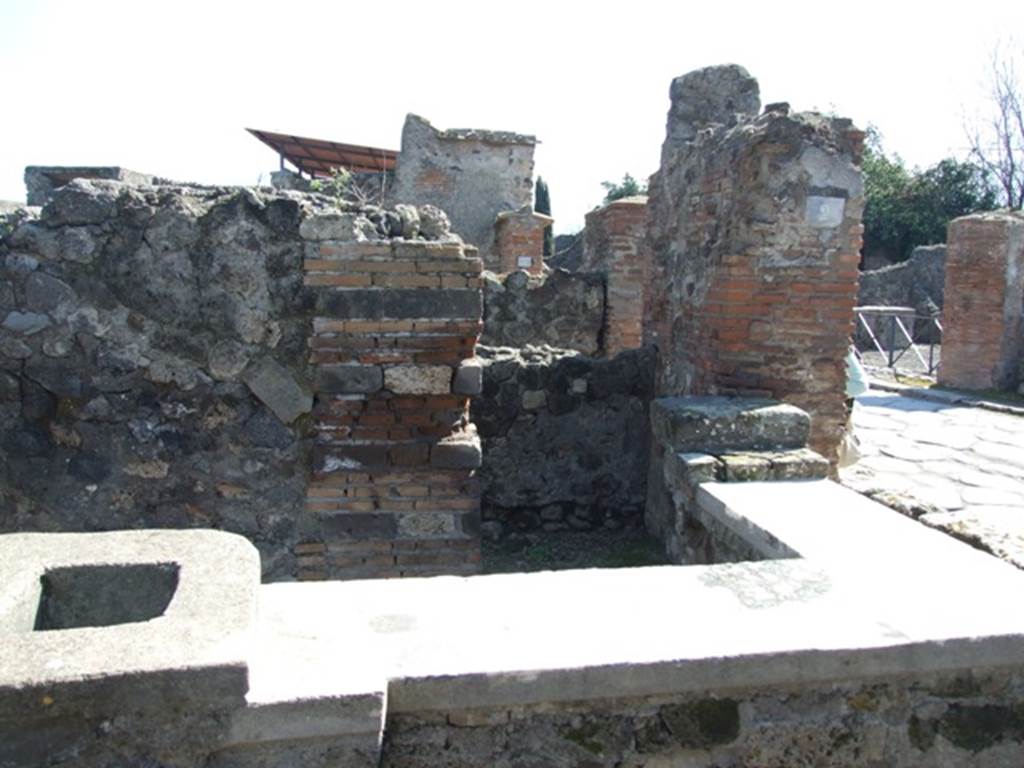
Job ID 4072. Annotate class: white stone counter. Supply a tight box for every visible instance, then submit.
[246,479,1024,741]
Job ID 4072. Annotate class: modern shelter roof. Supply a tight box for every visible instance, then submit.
[247,128,398,176]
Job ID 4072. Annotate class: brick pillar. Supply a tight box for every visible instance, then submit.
[939,212,1024,391]
[494,207,551,274]
[583,196,650,355]
[645,67,864,464]
[299,222,484,580]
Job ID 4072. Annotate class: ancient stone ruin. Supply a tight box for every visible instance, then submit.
[2,65,1024,767]
[644,65,865,461]
[390,114,541,272]
[940,211,1024,391]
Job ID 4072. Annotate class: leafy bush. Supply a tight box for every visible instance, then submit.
[601,173,647,203]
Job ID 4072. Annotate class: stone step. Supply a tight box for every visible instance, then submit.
[666,448,829,491]
[651,396,810,454]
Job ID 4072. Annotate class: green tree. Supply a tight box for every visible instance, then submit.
[601,173,647,203]
[862,129,996,264]
[534,176,553,257]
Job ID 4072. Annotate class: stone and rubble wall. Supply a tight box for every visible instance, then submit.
[939,211,1024,391]
[473,345,654,537]
[391,114,536,266]
[858,243,946,312]
[644,65,865,463]
[0,179,483,581]
[480,268,605,355]
[549,231,585,271]
[24,166,159,206]
[856,244,946,346]
[381,669,1024,768]
[582,196,650,355]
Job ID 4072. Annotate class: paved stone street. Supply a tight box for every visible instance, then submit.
[840,389,1024,569]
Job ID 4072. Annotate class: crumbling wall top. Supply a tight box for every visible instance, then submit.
[665,64,761,146]
[406,114,537,147]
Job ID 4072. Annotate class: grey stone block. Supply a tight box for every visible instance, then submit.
[39,179,122,226]
[719,453,773,482]
[320,513,398,540]
[766,448,830,480]
[317,364,383,394]
[2,311,51,335]
[316,289,482,321]
[24,273,76,316]
[452,359,483,395]
[299,212,376,241]
[651,396,810,454]
[244,357,313,424]
[665,451,723,492]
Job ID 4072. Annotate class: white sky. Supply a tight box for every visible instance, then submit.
[1,1,1020,232]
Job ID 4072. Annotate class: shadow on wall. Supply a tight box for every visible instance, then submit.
[473,345,655,538]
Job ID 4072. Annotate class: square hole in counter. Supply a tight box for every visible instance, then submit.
[34,563,180,631]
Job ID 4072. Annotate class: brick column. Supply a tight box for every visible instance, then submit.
[939,211,1024,391]
[298,219,484,580]
[494,207,551,274]
[645,67,864,464]
[583,196,650,355]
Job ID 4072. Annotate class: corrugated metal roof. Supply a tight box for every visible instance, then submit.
[247,128,397,176]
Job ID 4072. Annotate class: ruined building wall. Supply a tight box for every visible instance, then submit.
[939,211,1024,391]
[481,268,606,355]
[856,243,946,347]
[0,180,483,580]
[857,243,947,312]
[391,114,536,267]
[644,65,864,461]
[583,196,650,355]
[473,345,654,536]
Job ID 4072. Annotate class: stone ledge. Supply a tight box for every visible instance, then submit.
[651,396,810,453]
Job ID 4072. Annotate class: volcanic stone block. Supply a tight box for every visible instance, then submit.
[452,359,483,396]
[298,212,373,241]
[316,364,383,394]
[316,289,482,321]
[243,357,312,424]
[651,397,810,454]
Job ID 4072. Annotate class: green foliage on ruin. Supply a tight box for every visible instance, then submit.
[534,176,553,257]
[601,173,647,204]
[862,128,997,263]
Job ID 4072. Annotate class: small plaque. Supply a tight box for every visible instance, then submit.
[806,196,845,228]
[517,256,533,268]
